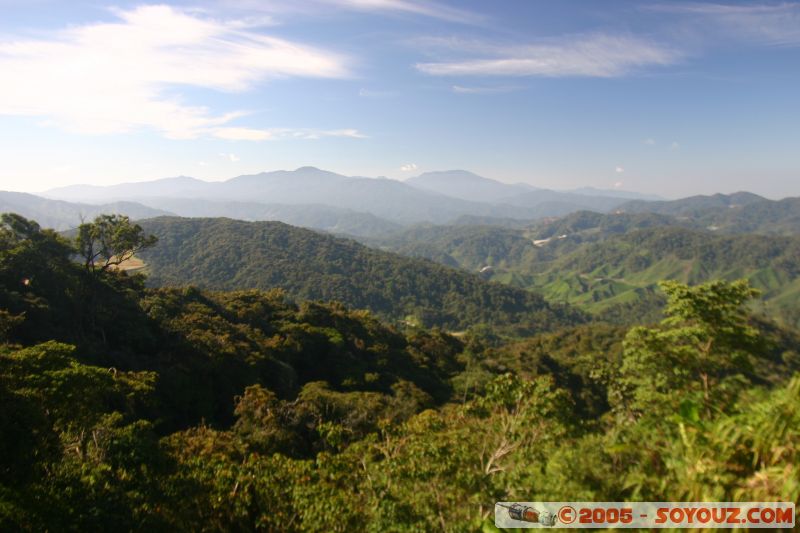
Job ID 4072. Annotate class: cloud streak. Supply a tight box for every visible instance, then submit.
[319,0,483,24]
[213,127,366,141]
[648,2,800,46]
[0,5,357,139]
[416,34,680,77]
[451,84,521,94]
[219,0,484,25]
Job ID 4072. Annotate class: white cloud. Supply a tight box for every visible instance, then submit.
[671,141,680,150]
[0,5,352,139]
[643,138,656,145]
[220,152,240,162]
[416,34,680,77]
[615,166,625,173]
[614,181,624,189]
[400,163,418,171]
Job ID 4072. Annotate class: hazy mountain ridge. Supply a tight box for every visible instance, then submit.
[566,187,662,200]
[616,193,800,235]
[404,170,536,202]
[618,191,767,216]
[0,190,172,230]
[125,197,402,238]
[41,167,658,226]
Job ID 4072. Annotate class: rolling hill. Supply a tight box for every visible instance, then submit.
[370,220,800,327]
[517,228,800,327]
[137,217,585,333]
[369,211,690,273]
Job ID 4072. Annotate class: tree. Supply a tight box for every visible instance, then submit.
[0,213,79,344]
[0,310,24,344]
[76,214,157,275]
[0,213,41,243]
[615,279,761,419]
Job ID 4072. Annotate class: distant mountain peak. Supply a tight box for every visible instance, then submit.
[406,169,533,203]
[409,169,491,182]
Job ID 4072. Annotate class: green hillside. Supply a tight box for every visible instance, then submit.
[374,222,800,327]
[137,217,584,333]
[369,224,552,271]
[509,228,800,326]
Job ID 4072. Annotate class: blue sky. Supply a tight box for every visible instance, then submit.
[0,0,799,198]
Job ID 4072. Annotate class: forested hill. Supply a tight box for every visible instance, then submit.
[367,221,800,327]
[138,217,584,332]
[515,227,800,326]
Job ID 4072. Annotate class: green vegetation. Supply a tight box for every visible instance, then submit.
[137,216,584,334]
[525,228,800,327]
[374,222,800,328]
[2,213,800,531]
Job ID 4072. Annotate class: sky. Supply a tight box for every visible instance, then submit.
[0,0,799,198]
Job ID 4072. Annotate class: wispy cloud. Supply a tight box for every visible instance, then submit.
[643,138,656,145]
[319,0,483,24]
[358,88,396,98]
[615,166,625,174]
[648,3,800,46]
[416,34,680,77]
[452,84,521,94]
[213,127,366,141]
[0,5,355,139]
[400,162,418,171]
[220,152,240,162]
[219,0,484,25]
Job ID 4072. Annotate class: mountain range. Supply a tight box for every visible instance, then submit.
[35,167,655,230]
[5,167,799,327]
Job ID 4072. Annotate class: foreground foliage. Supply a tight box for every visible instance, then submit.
[1,213,799,531]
